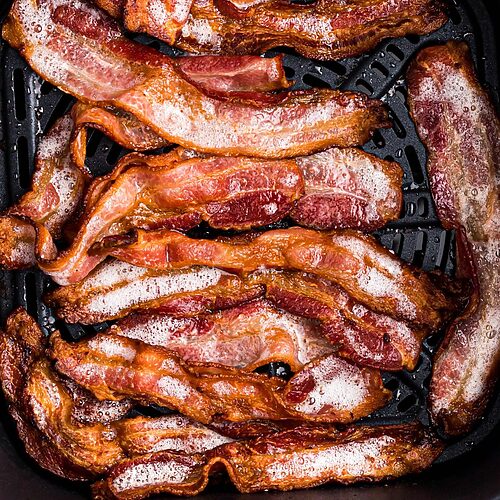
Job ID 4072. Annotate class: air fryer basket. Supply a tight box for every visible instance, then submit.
[0,0,499,498]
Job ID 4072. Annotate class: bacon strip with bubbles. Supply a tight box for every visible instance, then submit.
[36,154,304,284]
[108,298,333,371]
[95,0,446,61]
[0,115,86,269]
[408,42,500,436]
[3,0,389,158]
[95,228,454,328]
[45,262,264,324]
[92,422,444,499]
[49,331,391,424]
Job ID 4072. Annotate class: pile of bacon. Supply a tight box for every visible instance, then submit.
[0,0,499,497]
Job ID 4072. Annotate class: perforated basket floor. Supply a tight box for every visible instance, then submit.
[0,0,499,484]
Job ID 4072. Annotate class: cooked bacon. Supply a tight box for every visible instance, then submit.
[3,0,389,158]
[175,0,447,61]
[50,331,390,424]
[408,42,500,436]
[37,154,304,284]
[0,115,86,269]
[45,262,264,324]
[0,309,119,479]
[290,148,402,231]
[251,271,427,371]
[92,422,443,498]
[109,299,332,371]
[96,0,446,61]
[99,228,453,328]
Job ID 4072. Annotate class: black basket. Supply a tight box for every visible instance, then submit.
[0,0,499,498]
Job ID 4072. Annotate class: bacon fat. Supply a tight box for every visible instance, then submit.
[408,41,500,435]
[3,0,389,158]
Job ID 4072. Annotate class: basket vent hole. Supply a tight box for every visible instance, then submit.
[387,44,404,62]
[391,232,403,255]
[405,145,424,184]
[448,4,462,25]
[41,80,55,95]
[417,197,428,217]
[86,130,102,159]
[355,79,373,95]
[397,394,418,412]
[390,112,407,138]
[284,66,295,78]
[406,201,416,217]
[302,73,330,88]
[17,136,31,189]
[371,129,385,148]
[405,34,420,44]
[25,272,38,319]
[384,378,400,392]
[106,142,124,166]
[14,68,27,121]
[412,231,426,268]
[370,61,389,78]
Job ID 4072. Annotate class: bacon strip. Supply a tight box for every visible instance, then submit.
[45,262,264,324]
[0,309,122,479]
[407,42,500,435]
[36,154,304,284]
[97,0,446,61]
[93,422,444,498]
[109,299,332,371]
[0,115,86,269]
[50,332,390,424]
[3,0,389,158]
[291,148,402,231]
[98,228,453,328]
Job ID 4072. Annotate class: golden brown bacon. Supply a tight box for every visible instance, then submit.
[97,0,447,61]
[3,0,389,159]
[0,115,86,269]
[0,309,123,479]
[45,262,264,324]
[109,299,332,371]
[36,154,304,284]
[50,331,390,424]
[93,422,444,499]
[291,148,402,231]
[99,228,453,328]
[408,42,500,436]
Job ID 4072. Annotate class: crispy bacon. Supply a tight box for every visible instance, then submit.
[45,262,264,324]
[0,309,121,479]
[50,332,390,424]
[408,42,500,435]
[3,0,389,158]
[109,299,332,371]
[0,115,86,269]
[291,148,402,231]
[99,228,453,328]
[251,271,427,371]
[96,0,446,61]
[36,154,304,284]
[93,422,444,498]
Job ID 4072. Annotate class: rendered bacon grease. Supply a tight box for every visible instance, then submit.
[408,41,500,435]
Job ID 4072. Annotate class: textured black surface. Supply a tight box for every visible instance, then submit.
[0,0,499,498]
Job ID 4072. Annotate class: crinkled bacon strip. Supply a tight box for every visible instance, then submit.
[291,148,402,231]
[0,309,124,479]
[36,154,304,284]
[408,42,500,435]
[96,0,447,61]
[93,422,444,499]
[45,262,264,324]
[109,299,332,371]
[70,54,291,171]
[50,331,390,424]
[0,115,86,269]
[251,271,427,371]
[3,0,389,158]
[99,228,453,328]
